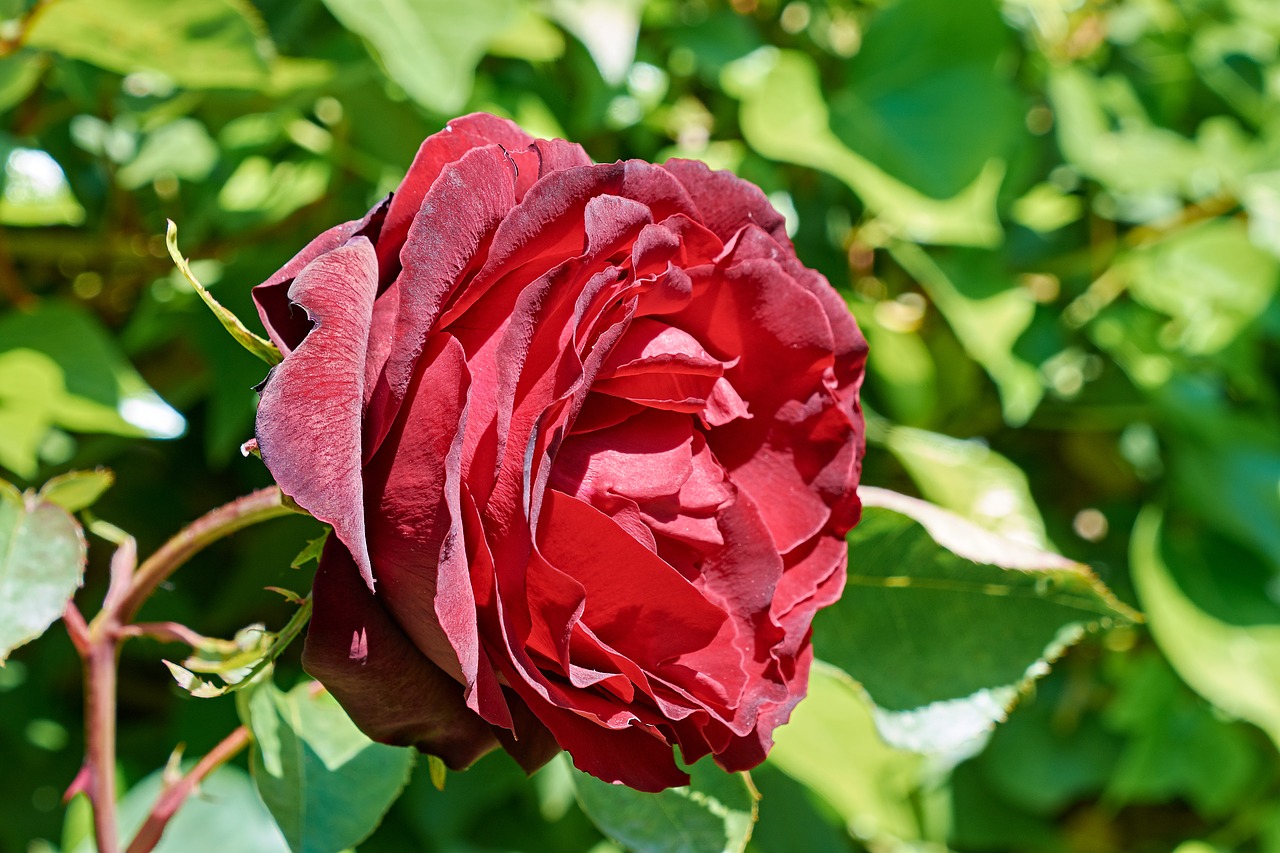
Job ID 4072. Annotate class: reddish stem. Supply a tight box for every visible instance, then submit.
[124,726,252,853]
[69,486,294,853]
[84,624,122,853]
[114,487,292,624]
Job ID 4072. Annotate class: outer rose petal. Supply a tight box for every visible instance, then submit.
[302,539,500,769]
[256,236,379,590]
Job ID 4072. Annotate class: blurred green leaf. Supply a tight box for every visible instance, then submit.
[1124,218,1279,355]
[0,52,44,114]
[25,0,272,90]
[117,119,219,190]
[885,425,1048,547]
[889,242,1042,424]
[768,663,927,847]
[0,479,86,662]
[1103,651,1262,816]
[0,301,185,477]
[1130,506,1280,749]
[239,678,415,853]
[828,0,1024,200]
[0,145,85,227]
[547,0,643,86]
[569,756,757,853]
[36,468,114,512]
[724,49,1005,247]
[319,0,515,114]
[815,488,1136,752]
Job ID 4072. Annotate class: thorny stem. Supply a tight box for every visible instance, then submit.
[124,726,252,853]
[68,486,296,853]
[113,486,294,624]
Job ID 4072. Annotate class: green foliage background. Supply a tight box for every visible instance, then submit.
[1,0,1278,850]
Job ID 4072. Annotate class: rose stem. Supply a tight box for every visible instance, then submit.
[124,726,252,853]
[112,486,294,624]
[70,486,296,853]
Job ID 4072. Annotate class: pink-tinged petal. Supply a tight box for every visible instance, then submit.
[302,539,500,770]
[362,332,511,728]
[536,489,727,669]
[364,146,520,458]
[380,114,534,274]
[662,159,789,244]
[256,237,379,589]
[252,197,389,354]
[591,319,727,414]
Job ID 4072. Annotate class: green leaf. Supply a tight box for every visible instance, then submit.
[319,0,515,114]
[1102,651,1262,817]
[768,663,929,847]
[0,300,186,478]
[239,678,416,853]
[290,530,329,569]
[546,0,644,85]
[828,0,1025,200]
[166,221,282,366]
[887,242,1043,425]
[569,756,758,853]
[0,479,86,662]
[25,0,272,90]
[0,145,85,227]
[36,468,114,513]
[68,765,289,853]
[723,49,1004,247]
[885,426,1048,547]
[813,487,1137,752]
[166,598,312,698]
[1123,218,1279,355]
[1130,506,1280,749]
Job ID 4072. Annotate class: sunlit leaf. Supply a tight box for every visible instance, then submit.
[724,49,1005,247]
[769,664,929,847]
[319,0,515,114]
[1130,506,1280,749]
[0,479,86,662]
[814,488,1137,752]
[25,0,272,90]
[68,765,289,853]
[36,468,114,513]
[239,678,416,853]
[569,757,758,853]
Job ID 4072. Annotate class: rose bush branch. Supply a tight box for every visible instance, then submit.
[66,486,296,853]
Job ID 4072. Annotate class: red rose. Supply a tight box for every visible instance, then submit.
[253,113,867,791]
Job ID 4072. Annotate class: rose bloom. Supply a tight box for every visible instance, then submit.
[253,114,866,791]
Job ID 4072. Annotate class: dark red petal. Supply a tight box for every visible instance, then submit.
[302,539,500,770]
[536,488,728,669]
[256,237,379,589]
[362,333,511,728]
[380,113,534,274]
[252,197,389,354]
[364,145,520,458]
[661,159,788,244]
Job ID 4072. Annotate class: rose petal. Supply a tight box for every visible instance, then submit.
[662,159,789,244]
[362,332,511,727]
[256,236,379,589]
[252,198,389,354]
[302,539,500,769]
